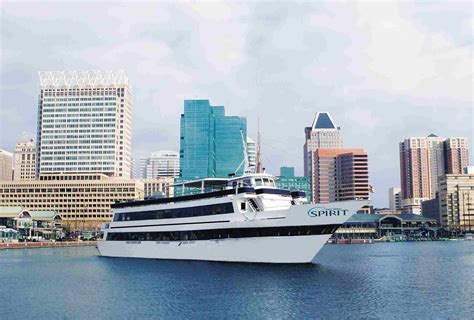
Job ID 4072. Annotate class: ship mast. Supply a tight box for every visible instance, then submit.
[256,118,263,173]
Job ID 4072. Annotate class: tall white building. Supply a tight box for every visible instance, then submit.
[14,135,36,181]
[303,112,342,177]
[139,151,179,179]
[36,70,132,178]
[0,149,13,181]
[388,187,402,211]
[246,137,256,174]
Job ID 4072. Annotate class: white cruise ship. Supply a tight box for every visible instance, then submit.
[98,173,368,263]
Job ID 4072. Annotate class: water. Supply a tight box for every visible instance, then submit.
[1,242,473,319]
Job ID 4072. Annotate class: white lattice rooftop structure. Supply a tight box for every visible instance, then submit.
[38,70,129,88]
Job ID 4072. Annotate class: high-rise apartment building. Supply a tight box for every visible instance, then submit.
[388,187,402,211]
[312,149,369,204]
[399,137,431,213]
[303,112,342,177]
[399,135,469,213]
[426,134,446,199]
[179,100,247,179]
[14,136,36,181]
[139,151,180,179]
[445,137,469,174]
[0,150,13,181]
[36,70,132,178]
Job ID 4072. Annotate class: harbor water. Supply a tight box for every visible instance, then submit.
[1,242,473,319]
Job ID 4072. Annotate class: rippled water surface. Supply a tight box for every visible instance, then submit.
[1,242,473,319]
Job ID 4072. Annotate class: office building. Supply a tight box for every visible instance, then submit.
[280,167,295,178]
[312,149,369,204]
[179,100,247,179]
[14,136,36,181]
[438,173,474,232]
[130,158,137,179]
[36,70,132,178]
[399,135,469,213]
[388,187,402,211]
[139,151,179,179]
[247,137,256,174]
[0,173,144,230]
[303,112,342,177]
[0,150,13,181]
[465,166,474,174]
[421,198,440,223]
[276,166,312,202]
[142,177,174,198]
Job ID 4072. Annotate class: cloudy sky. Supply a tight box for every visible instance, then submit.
[0,1,472,207]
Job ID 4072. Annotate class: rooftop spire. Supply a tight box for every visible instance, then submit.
[311,112,337,129]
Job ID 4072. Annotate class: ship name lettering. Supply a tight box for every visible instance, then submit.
[307,207,349,217]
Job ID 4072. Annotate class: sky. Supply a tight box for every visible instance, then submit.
[0,1,472,207]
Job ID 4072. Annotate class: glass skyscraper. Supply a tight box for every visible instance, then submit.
[179,100,247,179]
[276,166,312,203]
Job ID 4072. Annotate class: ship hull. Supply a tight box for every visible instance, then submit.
[98,199,368,264]
[98,234,332,264]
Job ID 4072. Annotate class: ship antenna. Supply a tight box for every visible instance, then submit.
[233,129,249,175]
[256,118,263,173]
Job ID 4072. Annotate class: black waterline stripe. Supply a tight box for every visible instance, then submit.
[111,220,231,229]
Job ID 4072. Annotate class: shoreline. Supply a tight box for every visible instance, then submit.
[0,241,98,250]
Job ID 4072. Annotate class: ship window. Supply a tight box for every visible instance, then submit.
[106,224,340,241]
[255,178,263,186]
[240,202,246,211]
[243,179,252,187]
[112,202,235,222]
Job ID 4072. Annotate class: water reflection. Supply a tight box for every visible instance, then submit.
[1,242,473,319]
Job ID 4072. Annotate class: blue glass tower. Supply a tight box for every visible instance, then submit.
[180,100,247,179]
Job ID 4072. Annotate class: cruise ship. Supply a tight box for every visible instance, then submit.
[98,173,368,263]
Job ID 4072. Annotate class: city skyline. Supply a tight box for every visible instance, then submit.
[1,2,473,207]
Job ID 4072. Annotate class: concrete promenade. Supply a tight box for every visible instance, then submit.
[0,241,97,250]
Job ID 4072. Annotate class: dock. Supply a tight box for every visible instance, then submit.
[0,241,97,250]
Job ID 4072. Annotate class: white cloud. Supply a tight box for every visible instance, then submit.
[1,1,472,207]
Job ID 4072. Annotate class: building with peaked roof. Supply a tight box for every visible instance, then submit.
[335,213,438,240]
[303,112,342,178]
